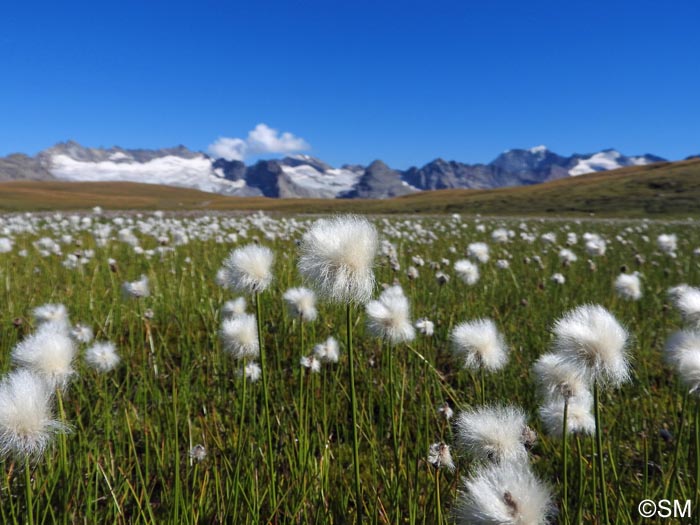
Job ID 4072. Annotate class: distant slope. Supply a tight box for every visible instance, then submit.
[0,159,698,216]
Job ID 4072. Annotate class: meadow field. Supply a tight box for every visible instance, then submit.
[0,210,699,524]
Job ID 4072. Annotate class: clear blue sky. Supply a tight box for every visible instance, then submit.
[1,0,698,168]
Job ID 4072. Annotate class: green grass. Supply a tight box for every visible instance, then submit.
[0,213,699,523]
[0,157,699,216]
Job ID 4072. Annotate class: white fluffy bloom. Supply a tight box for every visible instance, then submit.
[122,275,150,298]
[314,336,340,363]
[33,303,70,332]
[222,297,247,318]
[0,237,13,253]
[551,273,566,285]
[220,314,259,360]
[668,285,700,328]
[300,355,322,373]
[491,228,510,243]
[496,259,510,270]
[11,323,77,389]
[538,394,596,437]
[558,248,578,264]
[532,353,589,401]
[428,442,455,471]
[298,215,378,304]
[552,305,630,387]
[451,319,508,372]
[585,237,606,257]
[614,272,642,301]
[657,233,677,255]
[70,324,94,344]
[365,285,415,344]
[665,330,700,394]
[0,369,67,459]
[84,341,120,372]
[221,244,274,293]
[455,462,553,525]
[467,242,490,264]
[454,405,535,463]
[454,259,479,285]
[243,362,262,382]
[415,318,435,336]
[283,287,318,322]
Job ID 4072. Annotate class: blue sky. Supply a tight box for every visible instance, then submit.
[1,0,698,168]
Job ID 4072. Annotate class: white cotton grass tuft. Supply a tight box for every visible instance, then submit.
[450,319,508,372]
[0,369,68,460]
[667,285,700,329]
[365,285,415,344]
[428,442,455,471]
[297,215,378,304]
[122,274,150,298]
[33,303,70,332]
[614,272,642,301]
[532,353,589,401]
[551,273,566,285]
[300,355,322,373]
[665,329,700,394]
[552,304,630,387]
[538,395,596,437]
[283,287,318,322]
[657,233,678,255]
[415,318,435,336]
[70,323,94,344]
[313,336,340,363]
[84,341,120,372]
[467,242,490,264]
[221,244,274,293]
[242,362,262,382]
[222,297,247,318]
[453,405,536,463]
[558,248,578,265]
[454,461,553,525]
[220,314,259,360]
[11,323,77,389]
[454,259,480,285]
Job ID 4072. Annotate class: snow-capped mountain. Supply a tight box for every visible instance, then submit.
[0,141,669,199]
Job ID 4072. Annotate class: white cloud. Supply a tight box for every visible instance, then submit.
[208,123,310,161]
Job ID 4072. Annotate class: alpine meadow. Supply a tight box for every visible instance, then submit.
[1,210,700,524]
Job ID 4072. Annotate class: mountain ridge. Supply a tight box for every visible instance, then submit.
[0,141,670,199]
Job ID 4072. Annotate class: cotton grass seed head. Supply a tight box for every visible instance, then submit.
[220,314,259,360]
[70,323,94,344]
[428,442,455,471]
[614,272,642,301]
[455,462,553,525]
[297,215,378,304]
[33,303,70,332]
[84,341,120,372]
[552,304,630,387]
[538,395,595,437]
[668,285,700,329]
[12,322,77,390]
[665,329,700,394]
[122,274,150,298]
[366,285,415,344]
[222,244,274,293]
[283,287,318,322]
[454,405,535,463]
[0,369,67,460]
[222,297,247,318]
[313,336,340,363]
[532,353,589,401]
[450,319,508,372]
[455,259,480,285]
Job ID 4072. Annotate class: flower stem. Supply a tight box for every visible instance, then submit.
[593,379,610,524]
[24,458,33,525]
[347,303,363,519]
[435,468,442,525]
[576,435,585,525]
[562,398,569,525]
[667,391,688,499]
[255,292,277,515]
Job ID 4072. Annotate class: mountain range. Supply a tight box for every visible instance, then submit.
[0,141,671,199]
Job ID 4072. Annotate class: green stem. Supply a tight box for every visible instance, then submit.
[435,468,442,525]
[562,398,569,525]
[24,458,34,525]
[593,380,610,525]
[347,303,362,520]
[576,435,585,525]
[255,292,277,515]
[667,391,688,499]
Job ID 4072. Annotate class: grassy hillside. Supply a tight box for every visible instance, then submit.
[0,158,699,216]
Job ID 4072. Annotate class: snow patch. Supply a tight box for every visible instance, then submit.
[568,150,623,176]
[529,145,548,154]
[49,154,247,194]
[280,164,362,197]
